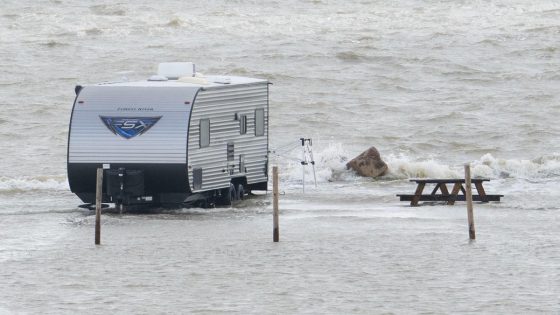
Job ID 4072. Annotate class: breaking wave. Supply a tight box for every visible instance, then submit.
[472,153,560,180]
[386,153,560,180]
[0,176,68,193]
[275,142,560,183]
[1,150,558,194]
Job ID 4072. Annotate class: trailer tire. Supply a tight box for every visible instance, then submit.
[236,183,245,200]
[229,183,237,202]
[216,183,236,206]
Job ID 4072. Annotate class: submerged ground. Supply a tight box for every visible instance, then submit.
[1,0,559,313]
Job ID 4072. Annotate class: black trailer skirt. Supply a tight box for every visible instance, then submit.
[68,163,189,204]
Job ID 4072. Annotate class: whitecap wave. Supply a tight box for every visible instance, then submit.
[274,142,560,183]
[472,153,560,180]
[274,142,356,185]
[2,151,558,194]
[384,154,461,179]
[388,153,560,180]
[0,175,69,193]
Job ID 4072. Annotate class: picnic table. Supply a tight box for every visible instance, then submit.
[397,178,503,206]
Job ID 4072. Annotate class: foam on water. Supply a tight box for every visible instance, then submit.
[0,175,69,193]
[275,141,560,185]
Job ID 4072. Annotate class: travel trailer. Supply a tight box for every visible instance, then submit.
[67,62,269,208]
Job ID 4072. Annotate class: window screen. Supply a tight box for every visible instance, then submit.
[255,109,264,136]
[199,119,210,148]
[240,114,247,135]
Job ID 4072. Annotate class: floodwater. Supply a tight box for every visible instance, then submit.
[1,0,559,313]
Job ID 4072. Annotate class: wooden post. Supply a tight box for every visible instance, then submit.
[464,164,476,240]
[95,168,103,245]
[273,166,279,242]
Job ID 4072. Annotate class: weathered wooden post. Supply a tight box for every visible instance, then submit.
[273,166,279,242]
[464,164,476,240]
[95,168,103,245]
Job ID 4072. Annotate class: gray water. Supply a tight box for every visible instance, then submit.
[1,0,559,313]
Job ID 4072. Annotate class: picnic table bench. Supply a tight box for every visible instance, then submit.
[397,178,503,206]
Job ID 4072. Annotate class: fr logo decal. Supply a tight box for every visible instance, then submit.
[100,116,162,139]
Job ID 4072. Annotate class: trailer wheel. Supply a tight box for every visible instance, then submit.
[236,183,245,200]
[199,199,209,208]
[229,183,237,201]
[216,183,237,206]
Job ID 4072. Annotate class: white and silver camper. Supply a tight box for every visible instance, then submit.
[68,62,269,207]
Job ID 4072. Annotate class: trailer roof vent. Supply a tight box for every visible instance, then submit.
[157,62,195,80]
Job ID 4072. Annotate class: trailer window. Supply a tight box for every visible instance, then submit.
[255,109,264,136]
[239,114,247,135]
[227,142,234,161]
[193,168,202,190]
[200,119,210,148]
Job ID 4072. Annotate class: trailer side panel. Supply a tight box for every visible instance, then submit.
[188,83,269,192]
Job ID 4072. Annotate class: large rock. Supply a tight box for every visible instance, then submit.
[346,147,388,177]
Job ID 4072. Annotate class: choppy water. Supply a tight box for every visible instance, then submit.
[1,0,559,313]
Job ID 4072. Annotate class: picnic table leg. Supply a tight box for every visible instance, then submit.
[474,182,488,202]
[430,183,441,195]
[440,183,450,196]
[411,182,426,207]
[448,182,462,205]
